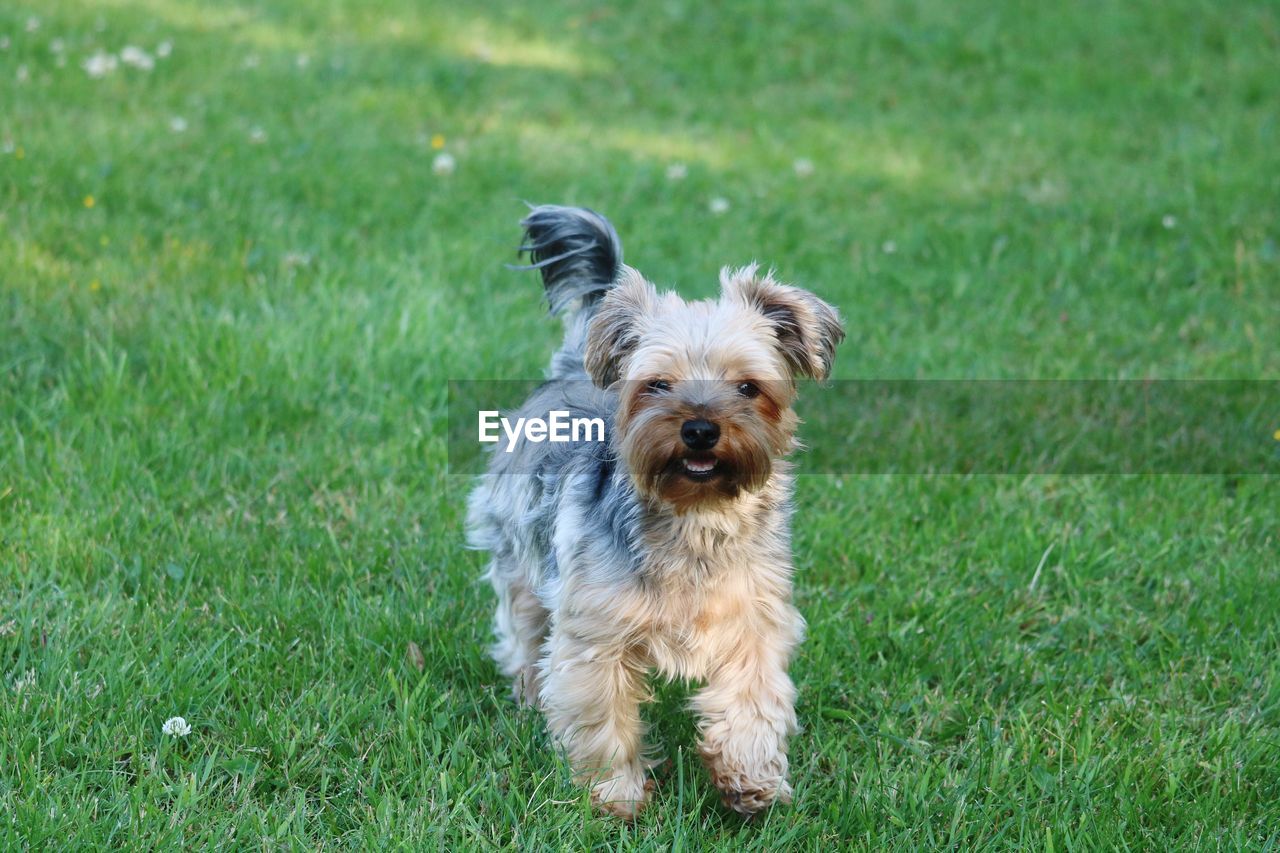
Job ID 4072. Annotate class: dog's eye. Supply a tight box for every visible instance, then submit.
[737,381,761,399]
[646,379,672,394]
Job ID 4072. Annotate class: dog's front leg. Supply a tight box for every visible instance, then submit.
[540,623,651,819]
[692,606,801,815]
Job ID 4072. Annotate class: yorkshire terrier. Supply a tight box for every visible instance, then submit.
[467,205,844,818]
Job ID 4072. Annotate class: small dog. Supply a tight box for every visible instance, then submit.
[467,205,844,818]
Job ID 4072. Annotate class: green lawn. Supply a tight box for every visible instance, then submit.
[3,0,1279,847]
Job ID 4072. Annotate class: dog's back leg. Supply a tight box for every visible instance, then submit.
[488,564,550,707]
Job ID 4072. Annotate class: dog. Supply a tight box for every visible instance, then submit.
[467,205,844,819]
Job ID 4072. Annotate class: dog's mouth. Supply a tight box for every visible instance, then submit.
[679,453,721,482]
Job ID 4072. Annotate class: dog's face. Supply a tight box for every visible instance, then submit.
[586,264,844,510]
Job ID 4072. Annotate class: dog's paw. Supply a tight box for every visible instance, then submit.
[718,777,792,816]
[700,740,791,816]
[590,770,654,821]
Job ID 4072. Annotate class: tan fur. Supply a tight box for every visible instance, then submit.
[483,264,843,819]
[540,479,804,817]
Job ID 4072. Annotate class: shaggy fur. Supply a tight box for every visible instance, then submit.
[467,205,844,819]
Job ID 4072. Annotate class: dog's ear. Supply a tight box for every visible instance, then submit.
[585,267,657,387]
[722,265,845,380]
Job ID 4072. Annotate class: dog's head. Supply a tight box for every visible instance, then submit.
[586,264,844,511]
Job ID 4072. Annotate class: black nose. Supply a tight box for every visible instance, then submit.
[681,419,720,450]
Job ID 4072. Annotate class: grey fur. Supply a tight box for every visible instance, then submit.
[468,378,646,589]
[513,204,624,316]
[471,205,645,593]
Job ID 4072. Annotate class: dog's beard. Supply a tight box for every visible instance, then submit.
[617,398,794,511]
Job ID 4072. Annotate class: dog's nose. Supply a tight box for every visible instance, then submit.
[680,419,720,450]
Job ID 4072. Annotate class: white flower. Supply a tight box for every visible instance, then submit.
[12,669,35,693]
[793,158,815,177]
[881,240,897,254]
[0,37,10,51]
[25,16,40,33]
[50,38,65,54]
[162,716,192,737]
[120,45,155,71]
[432,152,456,175]
[1161,214,1177,229]
[156,40,173,59]
[82,50,118,78]
[708,196,730,215]
[169,116,188,133]
[295,53,310,68]
[16,64,29,83]
[248,126,267,144]
[243,54,260,69]
[665,162,688,181]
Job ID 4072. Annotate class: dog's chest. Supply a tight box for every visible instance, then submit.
[635,526,761,680]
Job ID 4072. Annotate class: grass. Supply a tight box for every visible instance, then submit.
[2,0,1279,847]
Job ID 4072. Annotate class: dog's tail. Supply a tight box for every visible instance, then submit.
[514,205,623,379]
